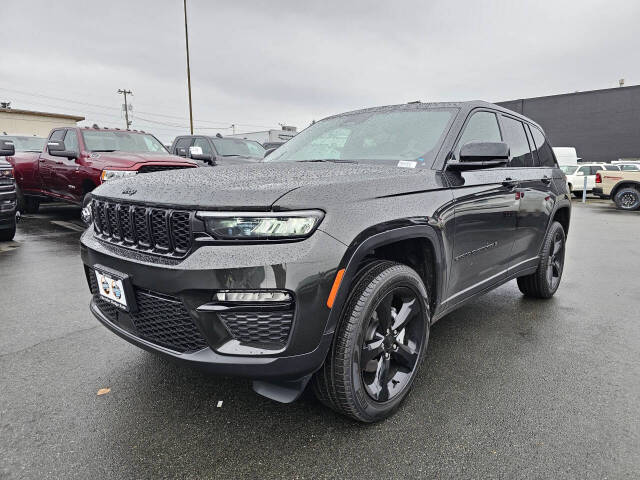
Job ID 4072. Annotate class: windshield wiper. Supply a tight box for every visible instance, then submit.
[296,159,357,164]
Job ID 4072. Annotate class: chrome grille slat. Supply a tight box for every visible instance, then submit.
[93,201,192,257]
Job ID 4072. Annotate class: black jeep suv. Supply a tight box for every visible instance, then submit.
[81,101,570,422]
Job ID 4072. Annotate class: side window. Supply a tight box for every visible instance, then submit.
[604,165,619,171]
[530,127,557,167]
[591,166,603,175]
[193,137,213,155]
[64,130,79,152]
[456,111,502,157]
[577,166,590,175]
[174,137,192,155]
[500,116,533,167]
[47,130,65,153]
[49,130,65,141]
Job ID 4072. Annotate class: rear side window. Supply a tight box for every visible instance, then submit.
[456,111,502,157]
[591,166,604,175]
[604,165,619,171]
[621,164,640,171]
[501,116,533,167]
[530,127,557,167]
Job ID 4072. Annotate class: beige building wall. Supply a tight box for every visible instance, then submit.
[0,109,85,137]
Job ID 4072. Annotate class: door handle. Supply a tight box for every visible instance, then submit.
[502,178,517,188]
[39,159,46,163]
[541,175,552,185]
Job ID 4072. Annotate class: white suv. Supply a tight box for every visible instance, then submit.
[561,163,620,197]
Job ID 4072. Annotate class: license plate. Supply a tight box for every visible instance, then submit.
[95,270,128,310]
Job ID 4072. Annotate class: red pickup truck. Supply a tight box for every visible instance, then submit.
[2,127,196,213]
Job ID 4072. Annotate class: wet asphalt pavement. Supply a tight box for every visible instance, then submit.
[1,201,639,479]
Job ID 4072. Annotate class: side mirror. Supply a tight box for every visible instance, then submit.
[264,148,276,157]
[447,142,509,171]
[189,146,213,163]
[176,147,189,157]
[48,140,77,159]
[576,171,584,176]
[0,139,15,157]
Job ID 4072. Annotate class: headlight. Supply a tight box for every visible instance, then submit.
[197,210,324,240]
[100,169,138,182]
[0,168,14,179]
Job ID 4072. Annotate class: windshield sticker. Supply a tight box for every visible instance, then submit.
[397,160,417,168]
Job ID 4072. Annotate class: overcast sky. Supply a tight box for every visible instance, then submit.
[1,0,638,142]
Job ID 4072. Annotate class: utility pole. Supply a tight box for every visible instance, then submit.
[183,0,194,134]
[117,89,133,129]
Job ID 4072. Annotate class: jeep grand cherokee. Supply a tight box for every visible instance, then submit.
[80,101,570,422]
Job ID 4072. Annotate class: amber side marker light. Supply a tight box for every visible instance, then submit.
[327,268,345,309]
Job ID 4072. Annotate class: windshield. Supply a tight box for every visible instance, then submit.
[560,166,578,174]
[0,135,46,152]
[211,138,265,158]
[264,107,456,165]
[81,131,168,153]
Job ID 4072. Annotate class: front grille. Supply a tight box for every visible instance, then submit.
[88,270,207,353]
[138,165,193,174]
[219,311,294,346]
[93,200,192,257]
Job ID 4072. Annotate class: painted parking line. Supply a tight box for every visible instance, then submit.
[50,220,86,232]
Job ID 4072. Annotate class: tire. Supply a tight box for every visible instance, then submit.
[0,221,16,241]
[81,193,93,224]
[572,190,582,199]
[517,221,566,299]
[312,260,430,422]
[613,187,640,211]
[16,186,40,214]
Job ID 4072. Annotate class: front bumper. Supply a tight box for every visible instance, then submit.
[81,227,346,381]
[0,181,16,229]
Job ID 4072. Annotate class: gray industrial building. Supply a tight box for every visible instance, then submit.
[497,85,640,163]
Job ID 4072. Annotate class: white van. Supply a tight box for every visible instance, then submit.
[553,147,579,166]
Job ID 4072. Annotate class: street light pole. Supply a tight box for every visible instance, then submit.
[117,89,133,130]
[183,0,194,134]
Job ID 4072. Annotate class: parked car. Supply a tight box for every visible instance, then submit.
[0,139,18,241]
[594,170,640,209]
[616,163,640,171]
[8,126,196,214]
[81,101,570,422]
[170,135,265,165]
[262,141,285,150]
[561,163,619,197]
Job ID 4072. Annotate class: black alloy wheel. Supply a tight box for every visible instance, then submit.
[517,220,566,298]
[545,230,565,292]
[359,286,425,402]
[312,261,430,422]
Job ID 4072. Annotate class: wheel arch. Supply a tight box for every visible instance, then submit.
[611,181,640,199]
[81,179,97,195]
[324,222,445,335]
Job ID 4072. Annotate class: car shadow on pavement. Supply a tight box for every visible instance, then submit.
[88,283,566,478]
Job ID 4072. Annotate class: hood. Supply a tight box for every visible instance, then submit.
[91,161,443,209]
[87,151,195,169]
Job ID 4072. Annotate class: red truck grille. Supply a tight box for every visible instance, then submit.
[92,200,193,257]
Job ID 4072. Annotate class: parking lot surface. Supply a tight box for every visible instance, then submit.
[1,201,639,479]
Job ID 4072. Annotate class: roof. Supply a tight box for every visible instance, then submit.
[321,100,542,129]
[0,107,85,121]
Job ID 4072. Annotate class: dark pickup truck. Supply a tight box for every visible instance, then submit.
[3,127,196,214]
[170,134,265,166]
[0,139,18,241]
[81,101,570,422]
